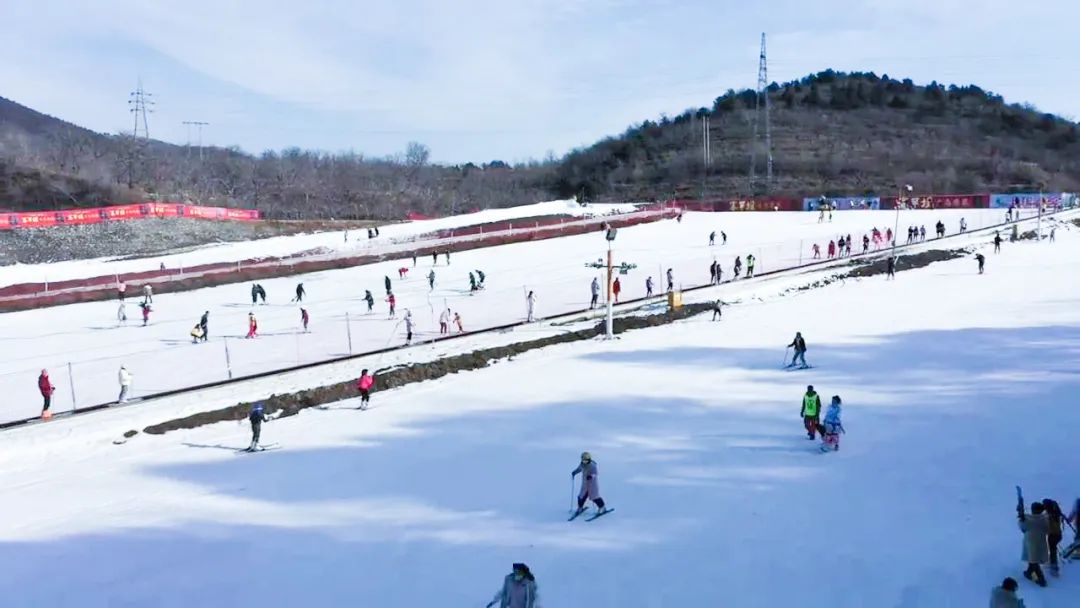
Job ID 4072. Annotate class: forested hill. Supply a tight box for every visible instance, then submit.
[550,71,1080,202]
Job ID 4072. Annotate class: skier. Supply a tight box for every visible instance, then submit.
[300,307,310,332]
[936,221,945,238]
[470,272,479,292]
[445,250,450,265]
[1019,501,1050,586]
[117,281,127,301]
[590,277,600,309]
[427,269,436,290]
[117,301,127,324]
[454,311,464,333]
[142,284,153,304]
[886,256,896,280]
[960,217,968,233]
[715,264,723,284]
[139,301,151,326]
[733,257,742,278]
[800,385,822,440]
[994,232,1003,253]
[838,235,846,256]
[827,240,836,259]
[432,251,438,265]
[666,268,674,291]
[246,312,258,338]
[117,365,132,403]
[721,231,727,245]
[919,225,926,241]
[38,369,55,420]
[645,276,654,298]
[356,369,374,410]
[862,234,869,254]
[398,267,409,279]
[709,261,717,284]
[820,395,845,452]
[612,277,621,303]
[711,299,722,321]
[294,283,305,302]
[199,311,209,341]
[476,270,486,288]
[251,283,259,305]
[384,275,392,296]
[387,292,397,318]
[364,290,375,313]
[247,402,267,451]
[257,284,267,304]
[746,254,756,277]
[486,563,538,608]
[526,291,536,322]
[1050,226,1056,242]
[709,231,716,246]
[571,451,608,518]
[988,578,1023,608]
[788,331,808,368]
[976,253,986,274]
[439,308,450,334]
[412,253,417,267]
[190,324,204,343]
[812,243,821,259]
[404,309,414,344]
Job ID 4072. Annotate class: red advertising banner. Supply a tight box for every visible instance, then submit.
[880,194,987,210]
[0,203,259,230]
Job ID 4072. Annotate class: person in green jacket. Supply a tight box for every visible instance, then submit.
[801,385,822,440]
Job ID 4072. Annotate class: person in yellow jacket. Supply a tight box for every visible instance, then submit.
[801,385,822,440]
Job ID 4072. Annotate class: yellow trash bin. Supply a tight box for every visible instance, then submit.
[667,290,683,310]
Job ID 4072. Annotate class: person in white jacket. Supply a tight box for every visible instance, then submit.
[117,365,132,403]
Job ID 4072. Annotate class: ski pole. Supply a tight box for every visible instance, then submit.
[782,346,790,367]
[570,474,576,513]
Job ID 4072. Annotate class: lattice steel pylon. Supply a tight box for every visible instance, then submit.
[749,33,773,193]
[128,79,154,139]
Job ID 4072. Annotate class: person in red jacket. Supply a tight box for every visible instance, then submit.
[612,277,621,303]
[246,312,258,338]
[300,308,310,332]
[387,292,397,319]
[38,369,55,420]
[356,369,374,410]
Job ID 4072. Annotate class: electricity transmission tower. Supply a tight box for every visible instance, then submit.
[183,121,210,159]
[749,33,773,193]
[128,80,154,138]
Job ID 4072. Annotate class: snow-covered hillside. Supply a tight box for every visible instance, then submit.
[0,210,1077,606]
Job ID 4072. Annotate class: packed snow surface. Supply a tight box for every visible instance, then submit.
[0,209,1076,606]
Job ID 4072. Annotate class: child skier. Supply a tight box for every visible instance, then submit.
[365,290,375,313]
[820,395,845,452]
[246,312,258,338]
[800,385,822,440]
[612,277,621,303]
[139,301,151,326]
[486,563,538,608]
[38,369,55,420]
[247,402,267,451]
[454,311,464,333]
[571,451,609,518]
[387,292,396,318]
[356,369,374,410]
[300,307,310,332]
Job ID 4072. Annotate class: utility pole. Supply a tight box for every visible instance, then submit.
[128,79,154,138]
[585,227,637,340]
[749,32,773,194]
[702,113,711,198]
[183,121,210,160]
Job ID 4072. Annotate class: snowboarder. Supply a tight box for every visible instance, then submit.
[746,254,756,277]
[526,291,536,322]
[788,331,808,368]
[988,577,1023,608]
[142,284,153,304]
[976,253,986,274]
[439,308,450,334]
[820,395,845,452]
[117,301,127,324]
[117,365,132,403]
[190,324,204,343]
[571,451,608,517]
[666,268,674,291]
[139,301,151,326]
[404,309,414,344]
[801,385,822,440]
[612,277,621,303]
[994,232,1003,253]
[709,231,716,246]
[246,312,258,338]
[590,277,600,309]
[711,299,722,321]
[454,311,464,333]
[38,369,55,420]
[1019,501,1050,586]
[356,369,374,409]
[300,307,310,332]
[387,292,396,318]
[486,563,538,608]
[251,283,259,305]
[117,281,127,301]
[645,276,654,297]
[427,269,436,290]
[200,311,209,341]
[364,290,375,313]
[384,275,392,295]
[294,283,305,302]
[247,402,267,451]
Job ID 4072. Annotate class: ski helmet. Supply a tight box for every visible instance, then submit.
[807,385,814,392]
[580,451,592,461]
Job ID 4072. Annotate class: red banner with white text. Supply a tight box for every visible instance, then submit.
[0,203,260,230]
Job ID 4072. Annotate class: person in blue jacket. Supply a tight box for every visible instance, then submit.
[248,403,267,451]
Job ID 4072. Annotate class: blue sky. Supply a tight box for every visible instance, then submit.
[1,0,1076,163]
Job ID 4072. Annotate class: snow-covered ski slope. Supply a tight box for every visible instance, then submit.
[0,200,637,288]
[1,212,1078,607]
[0,208,1033,423]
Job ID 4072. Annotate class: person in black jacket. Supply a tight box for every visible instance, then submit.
[788,332,807,368]
[247,403,267,451]
[199,311,209,341]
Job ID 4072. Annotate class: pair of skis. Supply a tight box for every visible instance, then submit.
[568,508,614,522]
[237,443,280,454]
